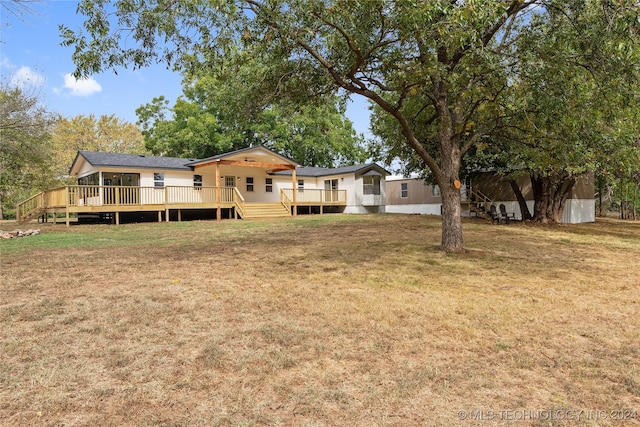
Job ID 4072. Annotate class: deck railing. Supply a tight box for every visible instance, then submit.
[64,185,235,207]
[46,187,70,207]
[16,191,45,222]
[17,185,239,222]
[17,185,348,223]
[281,188,346,204]
[280,189,292,213]
[232,188,246,218]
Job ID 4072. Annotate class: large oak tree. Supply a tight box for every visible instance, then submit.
[62,0,639,251]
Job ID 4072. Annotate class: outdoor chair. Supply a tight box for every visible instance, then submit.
[499,204,516,224]
[489,205,501,224]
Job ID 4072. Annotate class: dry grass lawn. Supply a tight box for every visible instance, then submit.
[1,214,639,426]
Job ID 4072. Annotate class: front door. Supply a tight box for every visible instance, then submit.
[224,176,236,188]
[324,179,338,202]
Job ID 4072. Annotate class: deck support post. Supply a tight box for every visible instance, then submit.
[115,212,120,225]
[65,187,71,226]
[292,168,297,217]
[178,209,182,222]
[158,211,162,223]
[215,162,221,222]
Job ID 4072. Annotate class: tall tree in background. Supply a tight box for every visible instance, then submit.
[51,114,147,181]
[136,73,367,166]
[0,85,57,219]
[498,1,640,223]
[61,0,639,252]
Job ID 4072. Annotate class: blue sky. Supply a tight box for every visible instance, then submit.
[0,1,371,135]
[1,1,184,124]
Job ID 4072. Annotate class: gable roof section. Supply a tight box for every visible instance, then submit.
[186,146,297,168]
[272,163,390,178]
[70,151,195,175]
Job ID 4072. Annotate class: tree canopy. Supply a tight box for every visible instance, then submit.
[0,85,58,219]
[62,0,640,252]
[136,72,367,166]
[370,0,640,223]
[51,114,148,181]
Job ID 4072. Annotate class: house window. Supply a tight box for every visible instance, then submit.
[401,182,408,198]
[265,178,273,193]
[193,174,203,188]
[78,172,99,186]
[154,173,165,187]
[432,185,441,197]
[225,176,235,187]
[363,175,381,195]
[297,179,304,190]
[246,177,254,192]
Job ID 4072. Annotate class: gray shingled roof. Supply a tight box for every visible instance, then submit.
[77,151,195,171]
[74,150,389,177]
[272,163,390,177]
[272,163,391,178]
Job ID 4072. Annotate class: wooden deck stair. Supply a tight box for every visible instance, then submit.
[16,191,46,224]
[462,189,493,219]
[17,207,45,224]
[241,203,291,219]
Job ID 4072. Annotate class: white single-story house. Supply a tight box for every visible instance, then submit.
[385,172,595,224]
[17,146,389,225]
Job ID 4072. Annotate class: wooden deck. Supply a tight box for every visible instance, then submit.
[16,185,347,225]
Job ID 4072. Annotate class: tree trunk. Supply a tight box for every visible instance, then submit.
[435,90,464,253]
[625,181,630,220]
[508,179,532,220]
[633,184,638,221]
[437,149,464,253]
[597,174,603,217]
[440,177,464,253]
[531,174,549,223]
[620,179,625,219]
[530,172,576,223]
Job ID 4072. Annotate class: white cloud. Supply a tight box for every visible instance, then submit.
[1,56,13,70]
[8,66,46,89]
[61,73,102,97]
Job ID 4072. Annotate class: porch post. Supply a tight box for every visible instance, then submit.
[292,167,297,217]
[65,186,70,226]
[215,162,221,222]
